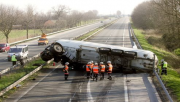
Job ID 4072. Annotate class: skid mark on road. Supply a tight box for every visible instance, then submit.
[95,77,115,102]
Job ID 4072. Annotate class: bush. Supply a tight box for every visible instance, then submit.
[174,48,180,56]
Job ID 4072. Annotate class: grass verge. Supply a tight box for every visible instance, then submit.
[0,19,101,43]
[0,58,45,101]
[133,26,180,101]
[76,19,118,41]
[76,26,104,41]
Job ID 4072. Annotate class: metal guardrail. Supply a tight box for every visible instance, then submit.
[72,19,118,41]
[0,54,40,75]
[0,19,118,97]
[0,59,53,97]
[0,21,102,75]
[129,23,142,49]
[9,22,99,46]
[82,20,117,41]
[129,24,173,102]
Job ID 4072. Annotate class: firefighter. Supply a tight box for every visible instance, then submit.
[161,59,168,75]
[86,62,92,79]
[90,61,94,78]
[99,62,105,80]
[63,62,69,80]
[93,63,99,82]
[11,54,17,66]
[106,61,113,80]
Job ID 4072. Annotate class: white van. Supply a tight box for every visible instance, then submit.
[7,45,28,61]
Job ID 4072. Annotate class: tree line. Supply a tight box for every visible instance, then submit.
[131,0,180,51]
[0,4,99,43]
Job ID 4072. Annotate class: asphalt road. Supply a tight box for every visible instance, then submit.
[0,19,113,72]
[4,17,161,102]
[87,17,132,48]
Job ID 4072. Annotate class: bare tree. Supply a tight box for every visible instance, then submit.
[22,5,35,39]
[52,5,70,19]
[132,0,180,50]
[0,4,20,43]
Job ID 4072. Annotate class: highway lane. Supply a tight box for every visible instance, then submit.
[0,19,114,72]
[5,65,124,102]
[4,17,161,102]
[87,17,132,48]
[5,17,127,102]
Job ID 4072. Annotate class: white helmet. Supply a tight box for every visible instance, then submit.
[100,62,103,64]
[161,59,164,62]
[91,61,93,63]
[88,62,91,64]
[107,61,111,64]
[65,62,69,65]
[95,63,98,65]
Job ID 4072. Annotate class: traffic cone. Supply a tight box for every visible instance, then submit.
[53,62,55,66]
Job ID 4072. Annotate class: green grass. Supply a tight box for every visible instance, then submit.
[76,18,116,41]
[133,27,180,101]
[0,19,101,43]
[0,58,45,94]
[0,29,42,40]
[76,26,104,41]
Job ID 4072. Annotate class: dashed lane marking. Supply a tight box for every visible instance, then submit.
[124,75,129,102]
[14,65,61,102]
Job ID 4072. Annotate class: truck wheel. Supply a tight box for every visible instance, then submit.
[50,43,63,54]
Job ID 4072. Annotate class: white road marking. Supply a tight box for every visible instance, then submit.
[14,65,60,102]
[87,80,93,102]
[124,75,129,102]
[106,34,111,43]
[122,23,126,47]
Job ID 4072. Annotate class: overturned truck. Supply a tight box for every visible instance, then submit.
[40,39,158,72]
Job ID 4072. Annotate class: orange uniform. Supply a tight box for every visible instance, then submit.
[100,65,105,72]
[86,64,91,72]
[107,64,113,73]
[93,65,99,74]
[63,65,69,75]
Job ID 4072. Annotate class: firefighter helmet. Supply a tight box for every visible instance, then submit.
[65,62,69,65]
[100,62,103,64]
[107,61,111,64]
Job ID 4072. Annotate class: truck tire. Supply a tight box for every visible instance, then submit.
[50,43,63,55]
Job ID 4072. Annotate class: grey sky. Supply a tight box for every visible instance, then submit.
[0,0,148,15]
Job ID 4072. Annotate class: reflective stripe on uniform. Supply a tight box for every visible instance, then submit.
[163,61,167,68]
[86,64,91,71]
[93,65,99,74]
[11,55,17,61]
[90,64,94,69]
[64,65,69,74]
[100,65,105,72]
[108,64,113,73]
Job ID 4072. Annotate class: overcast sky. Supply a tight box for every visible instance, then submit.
[0,0,148,15]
